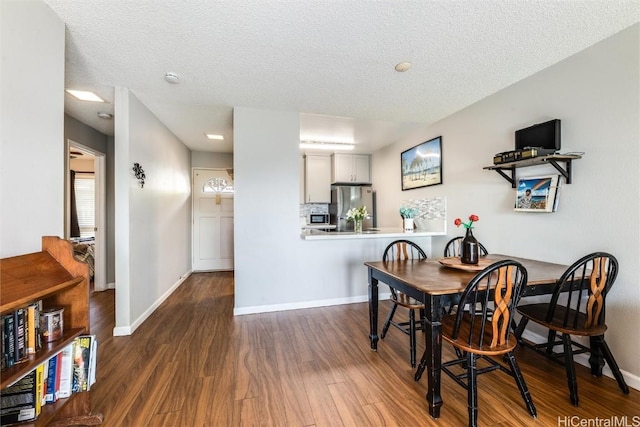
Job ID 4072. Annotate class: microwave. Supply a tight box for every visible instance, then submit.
[308,213,330,224]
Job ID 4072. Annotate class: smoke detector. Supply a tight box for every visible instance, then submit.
[395,62,412,72]
[164,72,180,84]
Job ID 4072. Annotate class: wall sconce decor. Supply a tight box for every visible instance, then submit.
[133,163,146,188]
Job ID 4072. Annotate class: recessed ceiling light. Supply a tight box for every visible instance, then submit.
[97,112,113,119]
[65,89,105,102]
[164,72,180,84]
[206,134,224,140]
[395,62,412,72]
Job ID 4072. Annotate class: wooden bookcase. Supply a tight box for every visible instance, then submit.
[1,236,103,427]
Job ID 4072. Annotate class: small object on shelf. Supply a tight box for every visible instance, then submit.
[41,307,64,343]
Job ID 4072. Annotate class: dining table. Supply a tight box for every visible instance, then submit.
[365,254,597,419]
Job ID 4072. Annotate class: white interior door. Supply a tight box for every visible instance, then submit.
[192,168,234,271]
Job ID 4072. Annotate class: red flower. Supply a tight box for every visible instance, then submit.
[454,214,479,229]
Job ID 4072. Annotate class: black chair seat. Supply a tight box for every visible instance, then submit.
[518,303,608,336]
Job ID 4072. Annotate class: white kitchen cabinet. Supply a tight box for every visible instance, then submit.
[304,154,331,203]
[331,154,371,184]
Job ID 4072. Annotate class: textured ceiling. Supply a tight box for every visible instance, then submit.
[44,0,639,154]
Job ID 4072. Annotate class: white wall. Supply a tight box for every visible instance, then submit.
[232,107,436,313]
[113,88,192,335]
[191,151,233,169]
[0,0,65,257]
[373,24,640,384]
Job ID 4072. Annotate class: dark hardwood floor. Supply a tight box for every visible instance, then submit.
[89,272,639,426]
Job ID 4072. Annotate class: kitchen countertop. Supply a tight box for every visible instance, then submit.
[300,227,446,240]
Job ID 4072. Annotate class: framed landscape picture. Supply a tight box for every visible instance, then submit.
[401,136,442,191]
[514,175,560,212]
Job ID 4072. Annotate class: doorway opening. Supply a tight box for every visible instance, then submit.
[66,140,107,291]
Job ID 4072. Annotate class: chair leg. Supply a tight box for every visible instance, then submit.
[414,350,427,381]
[409,309,417,367]
[546,330,557,354]
[598,338,630,394]
[504,351,537,418]
[381,303,397,339]
[562,334,579,406]
[514,317,529,345]
[467,352,478,427]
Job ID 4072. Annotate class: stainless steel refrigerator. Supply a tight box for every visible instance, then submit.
[330,185,375,231]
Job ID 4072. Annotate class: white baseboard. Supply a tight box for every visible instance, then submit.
[233,292,391,316]
[520,329,639,392]
[112,271,192,337]
[107,282,116,290]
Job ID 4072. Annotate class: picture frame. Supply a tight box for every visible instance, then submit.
[401,136,442,191]
[514,175,560,212]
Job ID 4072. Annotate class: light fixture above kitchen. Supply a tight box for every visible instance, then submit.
[65,89,105,102]
[205,134,224,140]
[299,141,355,151]
[97,112,113,119]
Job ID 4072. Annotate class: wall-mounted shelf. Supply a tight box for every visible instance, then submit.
[483,154,582,188]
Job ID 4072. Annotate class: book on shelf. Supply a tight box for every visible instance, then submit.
[34,362,45,416]
[72,335,97,393]
[26,301,42,355]
[14,308,26,363]
[44,354,59,404]
[57,343,74,399]
[4,314,15,368]
[0,369,38,425]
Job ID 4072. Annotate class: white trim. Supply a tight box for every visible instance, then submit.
[520,329,639,392]
[112,271,192,336]
[233,292,392,316]
[107,282,116,290]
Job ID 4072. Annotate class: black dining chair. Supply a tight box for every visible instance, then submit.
[420,259,536,427]
[515,252,629,406]
[380,239,427,367]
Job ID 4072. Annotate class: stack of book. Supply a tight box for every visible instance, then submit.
[0,335,97,425]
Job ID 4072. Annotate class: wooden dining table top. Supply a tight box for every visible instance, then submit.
[364,254,569,296]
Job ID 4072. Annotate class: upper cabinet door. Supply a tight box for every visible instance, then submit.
[304,154,332,203]
[331,154,371,184]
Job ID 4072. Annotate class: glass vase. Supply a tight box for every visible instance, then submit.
[460,228,479,265]
[354,219,363,234]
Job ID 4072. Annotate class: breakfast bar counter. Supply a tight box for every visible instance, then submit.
[300,228,446,240]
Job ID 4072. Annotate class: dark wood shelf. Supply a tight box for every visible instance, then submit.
[483,154,582,188]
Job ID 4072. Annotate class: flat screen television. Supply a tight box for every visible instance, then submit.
[515,119,561,152]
